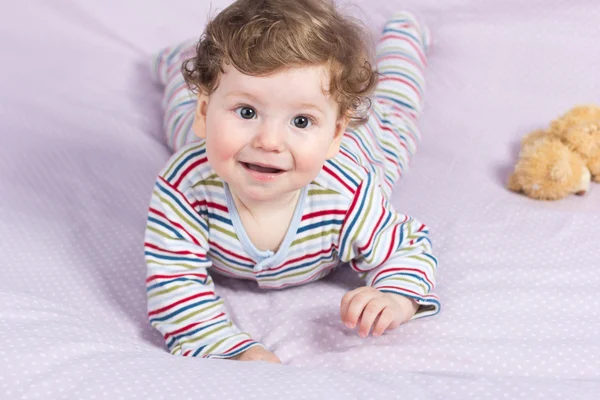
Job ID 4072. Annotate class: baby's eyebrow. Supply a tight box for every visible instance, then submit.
[225,91,262,104]
[297,103,326,116]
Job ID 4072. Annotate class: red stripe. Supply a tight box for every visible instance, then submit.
[146,272,207,284]
[376,286,422,297]
[339,180,364,260]
[190,201,229,214]
[171,108,193,146]
[322,165,355,194]
[338,148,361,167]
[149,291,214,316]
[260,264,338,290]
[173,158,207,188]
[379,75,420,98]
[373,266,434,288]
[380,33,426,65]
[145,242,206,259]
[301,209,347,221]
[166,84,189,105]
[377,53,419,69]
[164,312,226,340]
[346,133,378,167]
[148,207,201,246]
[214,339,256,357]
[270,244,336,271]
[208,240,255,263]
[358,198,386,253]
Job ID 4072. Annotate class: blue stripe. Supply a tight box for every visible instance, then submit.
[147,277,208,292]
[150,298,219,323]
[193,341,257,358]
[378,289,441,314]
[165,146,206,182]
[339,174,371,258]
[360,211,393,260]
[373,271,432,291]
[156,181,208,232]
[380,70,423,92]
[325,159,358,188]
[207,212,232,225]
[297,219,343,234]
[257,253,336,279]
[209,247,255,269]
[382,26,422,47]
[378,95,414,111]
[167,318,227,349]
[144,251,203,264]
[148,216,184,240]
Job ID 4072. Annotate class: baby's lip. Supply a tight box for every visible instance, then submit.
[575,190,587,196]
[240,161,286,171]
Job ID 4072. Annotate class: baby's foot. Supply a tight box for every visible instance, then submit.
[151,39,197,85]
[390,11,431,51]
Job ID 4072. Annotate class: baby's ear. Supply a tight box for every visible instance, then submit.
[326,116,349,159]
[192,93,209,139]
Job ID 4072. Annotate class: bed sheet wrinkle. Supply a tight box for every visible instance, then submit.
[1,0,599,399]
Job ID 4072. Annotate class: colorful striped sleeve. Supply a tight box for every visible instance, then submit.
[144,173,262,358]
[338,172,440,318]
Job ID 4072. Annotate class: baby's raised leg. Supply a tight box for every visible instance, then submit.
[151,40,199,152]
[374,11,430,119]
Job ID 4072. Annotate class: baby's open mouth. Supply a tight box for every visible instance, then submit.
[242,162,283,174]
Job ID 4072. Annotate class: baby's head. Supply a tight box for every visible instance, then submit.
[183,0,377,203]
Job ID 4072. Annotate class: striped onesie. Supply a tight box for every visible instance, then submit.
[146,12,439,359]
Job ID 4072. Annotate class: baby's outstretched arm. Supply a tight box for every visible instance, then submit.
[337,173,439,336]
[145,168,266,359]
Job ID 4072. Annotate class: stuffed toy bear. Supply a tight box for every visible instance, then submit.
[547,105,600,183]
[508,104,600,200]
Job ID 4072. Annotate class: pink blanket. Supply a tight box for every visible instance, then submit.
[1,0,599,398]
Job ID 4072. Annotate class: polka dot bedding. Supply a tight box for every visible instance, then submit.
[1,0,599,398]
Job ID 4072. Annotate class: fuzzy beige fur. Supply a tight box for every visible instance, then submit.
[508,105,600,200]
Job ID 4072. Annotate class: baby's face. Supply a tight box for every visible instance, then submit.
[195,63,346,203]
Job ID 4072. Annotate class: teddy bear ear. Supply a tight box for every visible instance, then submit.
[549,159,572,183]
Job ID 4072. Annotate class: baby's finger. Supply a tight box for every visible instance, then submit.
[340,287,365,324]
[371,307,394,337]
[344,291,373,329]
[358,299,384,337]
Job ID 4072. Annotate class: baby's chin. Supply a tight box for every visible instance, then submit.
[230,183,306,206]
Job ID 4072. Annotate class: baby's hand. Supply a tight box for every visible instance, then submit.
[340,286,419,337]
[230,345,281,363]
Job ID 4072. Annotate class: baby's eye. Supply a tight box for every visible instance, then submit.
[292,115,312,129]
[235,106,257,120]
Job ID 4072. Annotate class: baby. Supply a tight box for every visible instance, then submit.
[145,0,439,363]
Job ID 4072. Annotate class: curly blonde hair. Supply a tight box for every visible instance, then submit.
[182,0,378,127]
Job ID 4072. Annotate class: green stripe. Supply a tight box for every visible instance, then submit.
[210,224,238,240]
[308,188,339,196]
[192,179,224,189]
[148,281,195,299]
[163,144,203,177]
[260,257,336,283]
[173,298,223,325]
[291,228,340,247]
[343,189,375,260]
[210,252,251,275]
[155,191,208,242]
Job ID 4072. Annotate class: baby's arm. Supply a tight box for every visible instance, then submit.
[338,173,439,336]
[145,174,264,359]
